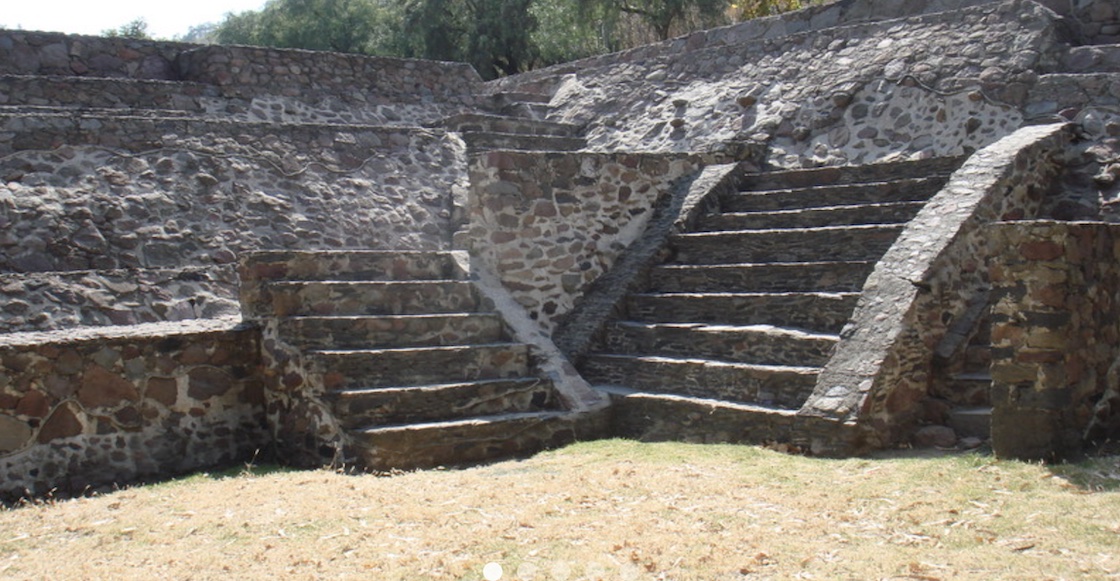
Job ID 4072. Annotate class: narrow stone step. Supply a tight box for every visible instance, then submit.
[700,201,925,230]
[1062,44,1120,74]
[241,250,460,284]
[669,224,903,264]
[722,177,943,212]
[648,261,875,293]
[330,377,559,427]
[597,385,799,444]
[490,91,552,105]
[260,280,479,318]
[348,410,581,470]
[277,313,505,349]
[496,101,553,120]
[599,321,837,367]
[310,343,530,389]
[626,291,859,333]
[948,406,991,440]
[461,131,585,151]
[740,157,961,191]
[581,354,818,409]
[439,113,578,137]
[946,371,991,407]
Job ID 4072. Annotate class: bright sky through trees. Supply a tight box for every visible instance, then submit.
[2,0,267,39]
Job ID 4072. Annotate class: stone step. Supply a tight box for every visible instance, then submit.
[598,321,837,367]
[330,377,559,428]
[581,354,818,409]
[461,131,586,152]
[700,201,926,230]
[489,91,552,105]
[741,157,961,191]
[1028,73,1120,115]
[946,371,991,407]
[277,313,506,349]
[496,101,553,121]
[438,113,578,137]
[240,250,461,284]
[626,291,859,333]
[597,385,798,444]
[648,261,875,293]
[948,406,991,440]
[348,410,583,471]
[1061,44,1120,74]
[0,104,200,119]
[0,74,221,111]
[722,177,943,213]
[311,343,531,389]
[669,224,903,264]
[260,280,480,318]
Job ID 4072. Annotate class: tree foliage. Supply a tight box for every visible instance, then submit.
[216,0,398,55]
[400,0,538,80]
[101,18,151,40]
[576,0,729,42]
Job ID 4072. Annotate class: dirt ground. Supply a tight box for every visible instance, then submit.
[1,440,1118,580]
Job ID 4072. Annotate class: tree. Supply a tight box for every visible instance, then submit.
[577,0,729,42]
[216,0,399,55]
[400,0,538,80]
[102,18,151,40]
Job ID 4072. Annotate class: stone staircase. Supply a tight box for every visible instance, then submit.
[579,157,960,443]
[240,250,589,471]
[435,89,586,152]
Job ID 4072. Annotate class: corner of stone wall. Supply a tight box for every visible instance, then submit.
[802,123,1073,451]
[988,220,1120,460]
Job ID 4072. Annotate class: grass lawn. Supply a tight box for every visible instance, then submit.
[1,440,1118,580]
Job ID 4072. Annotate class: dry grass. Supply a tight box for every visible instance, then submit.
[1,440,1119,580]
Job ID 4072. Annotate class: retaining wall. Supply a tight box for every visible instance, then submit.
[803,123,1071,450]
[0,320,266,499]
[988,221,1120,460]
[458,151,706,330]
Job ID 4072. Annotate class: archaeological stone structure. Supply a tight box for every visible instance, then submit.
[2,0,1120,497]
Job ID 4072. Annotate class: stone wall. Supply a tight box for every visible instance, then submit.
[988,221,1120,460]
[544,0,1059,166]
[457,152,705,330]
[0,30,185,79]
[803,123,1071,451]
[0,320,266,499]
[0,117,466,332]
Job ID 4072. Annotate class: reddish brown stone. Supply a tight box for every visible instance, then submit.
[1033,284,1066,309]
[1016,349,1064,364]
[179,344,210,365]
[147,377,178,407]
[1019,240,1064,261]
[78,364,140,409]
[187,367,233,400]
[37,403,83,443]
[0,392,19,410]
[15,390,51,418]
[55,349,84,375]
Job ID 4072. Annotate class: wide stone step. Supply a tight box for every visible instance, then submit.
[700,201,925,230]
[599,321,837,367]
[597,385,799,444]
[277,313,506,349]
[739,157,961,191]
[439,113,578,137]
[330,377,559,427]
[311,343,530,389]
[648,261,875,293]
[723,177,943,213]
[581,354,818,409]
[669,225,902,264]
[626,292,859,333]
[0,74,221,111]
[348,410,583,471]
[1061,44,1120,74]
[461,131,586,151]
[262,280,479,318]
[241,250,460,284]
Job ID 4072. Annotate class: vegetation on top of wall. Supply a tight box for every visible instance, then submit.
[211,0,820,80]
